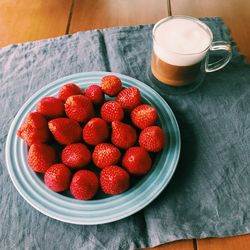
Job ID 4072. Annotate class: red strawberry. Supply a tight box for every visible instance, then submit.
[122,147,152,175]
[139,126,166,152]
[111,121,137,149]
[100,165,130,195]
[18,112,48,128]
[84,84,104,105]
[17,112,50,146]
[82,118,109,145]
[131,104,158,129]
[65,95,94,122]
[36,96,65,119]
[70,170,99,200]
[116,87,141,112]
[100,101,124,123]
[28,143,56,173]
[58,83,83,102]
[44,164,71,192]
[48,118,82,145]
[92,143,121,169]
[100,75,122,96]
[62,143,91,168]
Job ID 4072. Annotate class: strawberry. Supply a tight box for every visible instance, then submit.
[61,143,91,169]
[70,170,99,200]
[84,84,104,105]
[48,118,82,145]
[36,96,65,119]
[58,83,83,102]
[44,164,71,192]
[100,101,124,123]
[122,147,152,175]
[131,104,158,129]
[65,95,94,123]
[18,112,48,129]
[92,143,121,169]
[139,126,166,152]
[28,143,56,173]
[100,165,130,195]
[111,121,137,149]
[17,112,50,146]
[100,75,122,96]
[116,87,141,112]
[82,118,109,145]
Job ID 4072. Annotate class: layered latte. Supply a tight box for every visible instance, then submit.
[151,17,212,86]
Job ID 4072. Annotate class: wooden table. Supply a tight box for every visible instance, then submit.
[1,1,249,249]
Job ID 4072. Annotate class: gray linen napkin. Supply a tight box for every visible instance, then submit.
[0,17,250,250]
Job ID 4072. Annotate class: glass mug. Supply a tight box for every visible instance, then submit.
[151,16,232,87]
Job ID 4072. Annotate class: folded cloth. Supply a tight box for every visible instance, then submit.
[0,17,250,250]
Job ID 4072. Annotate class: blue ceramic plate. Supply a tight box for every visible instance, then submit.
[5,72,180,225]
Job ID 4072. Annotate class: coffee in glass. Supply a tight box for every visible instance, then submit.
[151,16,232,86]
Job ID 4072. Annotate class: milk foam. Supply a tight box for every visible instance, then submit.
[153,18,211,66]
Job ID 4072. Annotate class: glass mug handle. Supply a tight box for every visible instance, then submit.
[205,41,232,72]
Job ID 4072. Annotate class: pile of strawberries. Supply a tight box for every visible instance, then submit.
[17,75,166,200]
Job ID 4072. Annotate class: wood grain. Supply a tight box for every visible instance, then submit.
[144,240,194,250]
[170,0,250,61]
[69,0,167,33]
[197,235,250,250]
[0,0,71,47]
